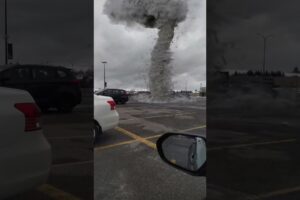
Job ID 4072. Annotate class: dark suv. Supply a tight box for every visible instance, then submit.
[96,89,129,104]
[0,65,81,112]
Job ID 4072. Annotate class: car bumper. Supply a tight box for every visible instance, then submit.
[0,133,51,199]
[101,111,119,132]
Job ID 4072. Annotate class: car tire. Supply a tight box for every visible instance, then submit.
[94,121,102,144]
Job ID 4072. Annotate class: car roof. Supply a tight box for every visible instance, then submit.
[105,88,126,92]
[0,64,16,72]
[0,64,72,72]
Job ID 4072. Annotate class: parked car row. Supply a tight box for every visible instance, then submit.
[95,88,129,104]
[0,65,205,199]
[0,65,82,113]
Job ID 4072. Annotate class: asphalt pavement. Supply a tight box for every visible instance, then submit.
[207,108,300,199]
[7,92,299,200]
[94,98,207,200]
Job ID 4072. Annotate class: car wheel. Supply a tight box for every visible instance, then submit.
[94,121,102,144]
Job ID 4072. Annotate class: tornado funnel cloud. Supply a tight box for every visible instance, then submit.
[144,15,156,28]
[103,0,188,101]
[149,22,175,100]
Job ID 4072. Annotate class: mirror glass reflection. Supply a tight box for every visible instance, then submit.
[161,135,206,171]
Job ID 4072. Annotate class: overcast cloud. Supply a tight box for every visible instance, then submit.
[0,0,93,70]
[94,0,206,91]
[211,0,300,72]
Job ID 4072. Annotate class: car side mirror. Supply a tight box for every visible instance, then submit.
[157,133,206,176]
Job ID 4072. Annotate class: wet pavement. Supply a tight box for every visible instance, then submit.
[94,98,207,200]
[207,108,300,199]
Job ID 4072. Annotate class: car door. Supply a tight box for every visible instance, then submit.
[102,89,111,97]
[114,90,120,100]
[31,66,57,107]
[112,90,119,101]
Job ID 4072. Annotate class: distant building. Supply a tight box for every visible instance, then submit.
[199,87,206,96]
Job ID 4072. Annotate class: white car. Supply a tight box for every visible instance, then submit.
[0,87,51,199]
[94,94,119,139]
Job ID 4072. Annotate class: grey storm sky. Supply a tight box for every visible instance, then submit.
[211,0,300,72]
[0,0,93,70]
[94,0,206,91]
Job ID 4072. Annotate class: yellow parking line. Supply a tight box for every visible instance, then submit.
[144,134,162,140]
[209,138,297,151]
[180,125,206,132]
[94,125,207,151]
[37,184,81,200]
[94,135,161,152]
[115,127,157,149]
[251,185,300,199]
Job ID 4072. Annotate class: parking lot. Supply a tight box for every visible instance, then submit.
[8,89,93,200]
[7,91,300,200]
[93,95,300,200]
[208,108,300,199]
[94,98,207,200]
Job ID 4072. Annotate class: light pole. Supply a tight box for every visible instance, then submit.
[257,33,273,73]
[102,61,107,89]
[4,0,8,65]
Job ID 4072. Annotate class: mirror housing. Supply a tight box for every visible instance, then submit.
[157,133,206,176]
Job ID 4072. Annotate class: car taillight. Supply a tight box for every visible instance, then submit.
[107,100,116,110]
[15,103,42,132]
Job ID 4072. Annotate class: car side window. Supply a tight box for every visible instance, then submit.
[57,69,68,79]
[0,69,12,80]
[104,89,113,95]
[11,68,31,81]
[33,68,55,81]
